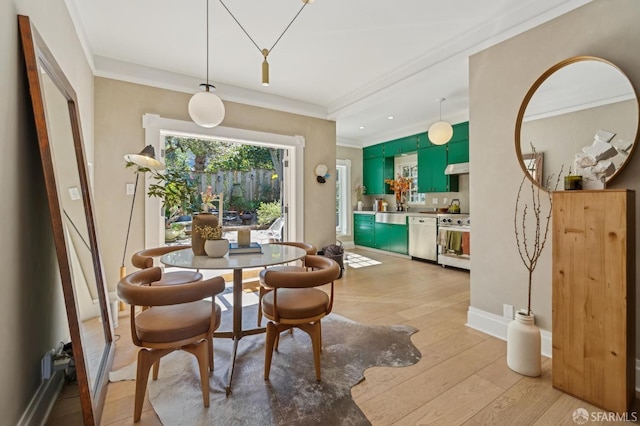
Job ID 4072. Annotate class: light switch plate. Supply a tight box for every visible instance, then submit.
[444,197,448,205]
[126,183,135,195]
[68,187,81,200]
[431,198,438,204]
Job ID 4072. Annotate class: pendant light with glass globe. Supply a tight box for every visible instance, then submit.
[188,0,226,128]
[428,98,453,145]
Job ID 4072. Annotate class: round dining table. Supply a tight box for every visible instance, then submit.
[160,243,306,395]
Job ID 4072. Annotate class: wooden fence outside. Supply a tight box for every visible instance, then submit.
[194,168,281,210]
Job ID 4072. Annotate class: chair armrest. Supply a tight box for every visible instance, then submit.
[118,267,225,306]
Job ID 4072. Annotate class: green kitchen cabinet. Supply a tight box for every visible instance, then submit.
[449,121,469,143]
[418,121,469,149]
[363,144,384,159]
[448,122,469,164]
[417,132,431,149]
[418,144,459,192]
[448,140,469,164]
[384,136,418,156]
[354,214,375,247]
[374,222,408,254]
[363,156,394,195]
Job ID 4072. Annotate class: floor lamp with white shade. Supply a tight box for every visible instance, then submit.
[121,145,165,280]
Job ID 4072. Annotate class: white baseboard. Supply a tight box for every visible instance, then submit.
[341,240,355,250]
[467,306,640,392]
[18,370,65,426]
[352,245,411,259]
[466,306,552,358]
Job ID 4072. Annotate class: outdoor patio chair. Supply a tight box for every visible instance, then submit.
[258,217,284,242]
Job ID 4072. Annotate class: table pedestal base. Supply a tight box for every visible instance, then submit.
[211,269,267,396]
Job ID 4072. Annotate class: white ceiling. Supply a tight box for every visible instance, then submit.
[66,0,591,146]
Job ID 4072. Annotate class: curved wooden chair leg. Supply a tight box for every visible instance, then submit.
[298,322,322,382]
[264,322,278,380]
[311,322,322,381]
[135,348,172,422]
[183,340,210,407]
[152,359,160,380]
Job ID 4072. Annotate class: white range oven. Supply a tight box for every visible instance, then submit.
[437,214,470,270]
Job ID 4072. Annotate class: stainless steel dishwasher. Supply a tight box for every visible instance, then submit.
[408,216,438,262]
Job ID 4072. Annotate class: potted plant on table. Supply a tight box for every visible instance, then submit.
[509,145,562,376]
[194,222,228,258]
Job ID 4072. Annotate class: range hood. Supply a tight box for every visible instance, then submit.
[444,162,470,175]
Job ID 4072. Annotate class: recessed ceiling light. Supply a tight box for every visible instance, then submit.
[359,126,365,130]
[388,116,394,120]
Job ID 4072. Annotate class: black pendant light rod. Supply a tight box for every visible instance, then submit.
[218,0,309,56]
[201,0,216,92]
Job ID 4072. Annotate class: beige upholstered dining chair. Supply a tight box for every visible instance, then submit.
[132,245,203,286]
[117,267,225,422]
[256,241,317,326]
[261,255,340,382]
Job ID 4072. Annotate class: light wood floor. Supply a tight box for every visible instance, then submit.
[48,248,639,425]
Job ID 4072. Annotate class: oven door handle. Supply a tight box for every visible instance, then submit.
[438,226,470,232]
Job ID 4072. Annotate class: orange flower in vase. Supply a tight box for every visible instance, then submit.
[384,175,412,206]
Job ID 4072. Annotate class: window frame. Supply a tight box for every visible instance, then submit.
[396,157,424,205]
[336,159,351,236]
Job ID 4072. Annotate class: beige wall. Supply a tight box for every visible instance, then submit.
[470,0,640,349]
[94,78,337,290]
[2,0,94,423]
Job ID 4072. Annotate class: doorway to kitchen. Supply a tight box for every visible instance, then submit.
[142,114,304,248]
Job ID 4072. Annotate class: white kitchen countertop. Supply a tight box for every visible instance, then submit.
[354,210,440,216]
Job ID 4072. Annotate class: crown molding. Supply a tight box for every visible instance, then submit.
[93,56,329,119]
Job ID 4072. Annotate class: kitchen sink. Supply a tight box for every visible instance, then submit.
[375,212,407,224]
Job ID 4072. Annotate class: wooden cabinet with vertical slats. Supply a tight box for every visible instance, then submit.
[552,189,635,414]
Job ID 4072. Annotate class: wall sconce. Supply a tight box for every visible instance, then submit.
[315,164,329,183]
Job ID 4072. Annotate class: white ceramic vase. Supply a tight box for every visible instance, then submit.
[204,239,229,258]
[357,201,363,211]
[506,310,541,377]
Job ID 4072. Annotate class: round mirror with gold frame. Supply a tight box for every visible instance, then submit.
[515,56,640,190]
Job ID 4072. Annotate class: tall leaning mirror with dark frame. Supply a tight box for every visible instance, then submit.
[515,56,640,190]
[18,15,114,425]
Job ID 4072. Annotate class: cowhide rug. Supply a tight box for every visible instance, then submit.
[110,291,421,425]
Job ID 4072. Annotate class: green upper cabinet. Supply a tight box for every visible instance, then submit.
[418,144,459,192]
[450,121,469,143]
[363,156,394,194]
[363,121,467,194]
[448,140,469,164]
[384,135,418,156]
[417,132,431,149]
[363,144,384,159]
[418,121,469,149]
[448,121,469,164]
